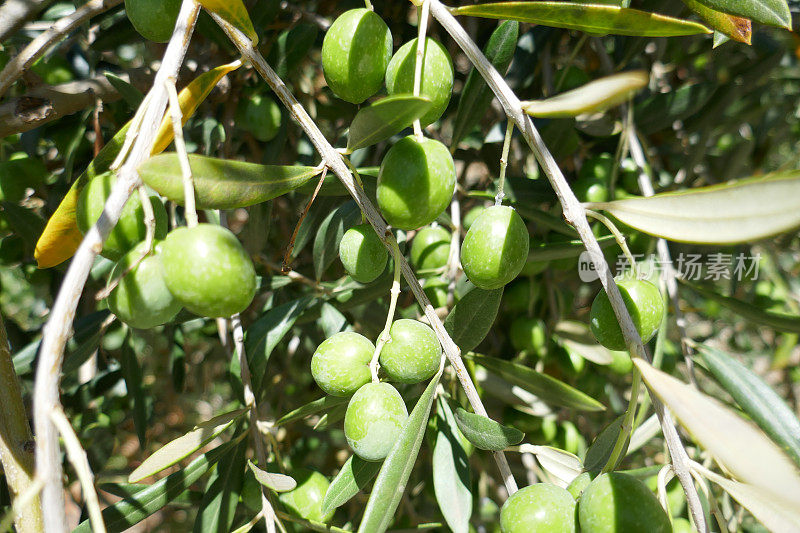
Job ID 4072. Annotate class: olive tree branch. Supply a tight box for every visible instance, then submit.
[0,0,54,42]
[0,0,124,98]
[32,3,200,530]
[212,14,519,496]
[426,1,705,529]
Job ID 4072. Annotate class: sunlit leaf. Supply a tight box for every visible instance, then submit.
[128,408,246,483]
[444,285,503,352]
[682,0,790,29]
[681,0,752,44]
[275,395,350,427]
[346,94,433,153]
[454,408,523,451]
[432,398,471,533]
[321,455,382,514]
[523,71,648,118]
[518,444,582,487]
[197,0,258,44]
[454,2,711,37]
[588,173,800,244]
[635,359,800,504]
[247,461,296,493]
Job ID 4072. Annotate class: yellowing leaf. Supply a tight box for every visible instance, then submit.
[682,0,752,44]
[34,61,240,268]
[588,173,800,244]
[523,71,649,118]
[197,0,258,44]
[635,359,800,504]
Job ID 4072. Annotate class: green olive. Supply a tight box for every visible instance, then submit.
[379,319,441,384]
[500,483,577,533]
[423,276,449,309]
[410,226,451,272]
[377,135,455,231]
[503,279,541,314]
[159,224,256,318]
[344,382,408,461]
[509,317,547,354]
[578,472,671,533]
[311,331,373,397]
[385,37,454,126]
[321,8,392,104]
[589,278,664,351]
[76,171,168,261]
[106,241,181,329]
[607,350,633,375]
[339,223,388,283]
[462,205,487,231]
[461,205,529,290]
[125,0,181,42]
[238,94,282,142]
[278,469,335,524]
[672,518,694,533]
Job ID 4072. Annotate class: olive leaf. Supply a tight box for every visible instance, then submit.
[518,444,583,487]
[634,83,716,134]
[523,71,648,118]
[433,397,472,533]
[274,395,350,427]
[194,439,247,533]
[554,321,614,365]
[321,455,382,514]
[139,153,320,209]
[454,2,711,37]
[583,415,628,474]
[104,72,144,107]
[196,0,259,44]
[444,285,503,352]
[247,460,297,492]
[681,0,752,44]
[357,372,441,533]
[454,408,524,451]
[588,173,800,244]
[451,20,519,149]
[312,201,361,280]
[346,94,433,153]
[635,359,800,504]
[120,335,148,449]
[469,353,606,412]
[697,344,800,466]
[128,408,247,482]
[680,0,790,29]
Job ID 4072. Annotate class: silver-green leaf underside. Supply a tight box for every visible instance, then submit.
[523,71,648,118]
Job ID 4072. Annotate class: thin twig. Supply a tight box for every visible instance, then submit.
[32,3,200,531]
[49,408,106,533]
[0,0,124,98]
[165,77,199,227]
[446,194,461,307]
[213,14,519,496]
[283,166,328,270]
[369,239,403,381]
[495,119,514,206]
[426,1,704,526]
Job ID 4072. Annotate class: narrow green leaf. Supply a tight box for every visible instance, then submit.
[683,282,800,333]
[444,285,503,352]
[451,20,519,149]
[523,71,648,118]
[129,408,247,483]
[634,83,716,134]
[635,359,800,504]
[245,297,312,393]
[321,455,382,515]
[432,398,472,533]
[469,353,606,412]
[518,444,583,486]
[357,372,441,533]
[319,302,349,338]
[312,201,360,280]
[454,2,711,37]
[528,235,616,264]
[139,153,320,209]
[554,321,614,365]
[247,460,297,492]
[275,395,350,427]
[346,94,433,153]
[193,439,247,533]
[104,72,144,108]
[683,0,790,29]
[120,335,148,449]
[697,344,800,466]
[583,415,628,474]
[681,0,752,43]
[589,173,800,244]
[76,439,239,532]
[453,408,523,452]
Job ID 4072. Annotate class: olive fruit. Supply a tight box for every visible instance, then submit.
[578,472,671,533]
[607,349,633,375]
[278,469,335,524]
[589,277,664,351]
[574,177,609,203]
[503,279,541,314]
[461,206,529,290]
[410,226,451,271]
[159,224,256,318]
[344,382,408,461]
[238,94,282,142]
[509,317,547,354]
[499,483,577,533]
[672,518,694,533]
[423,276,449,309]
[311,331,373,396]
[385,37,454,125]
[125,0,181,42]
[462,205,487,231]
[76,171,168,261]
[377,135,455,231]
[339,223,387,283]
[321,8,392,104]
[379,319,441,383]
[107,241,181,329]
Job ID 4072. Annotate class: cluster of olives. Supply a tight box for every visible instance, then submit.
[311,319,441,461]
[76,172,257,327]
[500,472,672,532]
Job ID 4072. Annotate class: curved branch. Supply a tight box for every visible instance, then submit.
[0,0,54,43]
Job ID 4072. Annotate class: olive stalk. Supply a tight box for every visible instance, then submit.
[411,0,431,140]
[369,238,403,382]
[584,209,636,268]
[165,76,199,228]
[32,2,200,529]
[426,1,706,529]
[600,368,642,474]
[495,119,514,206]
[213,14,519,496]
